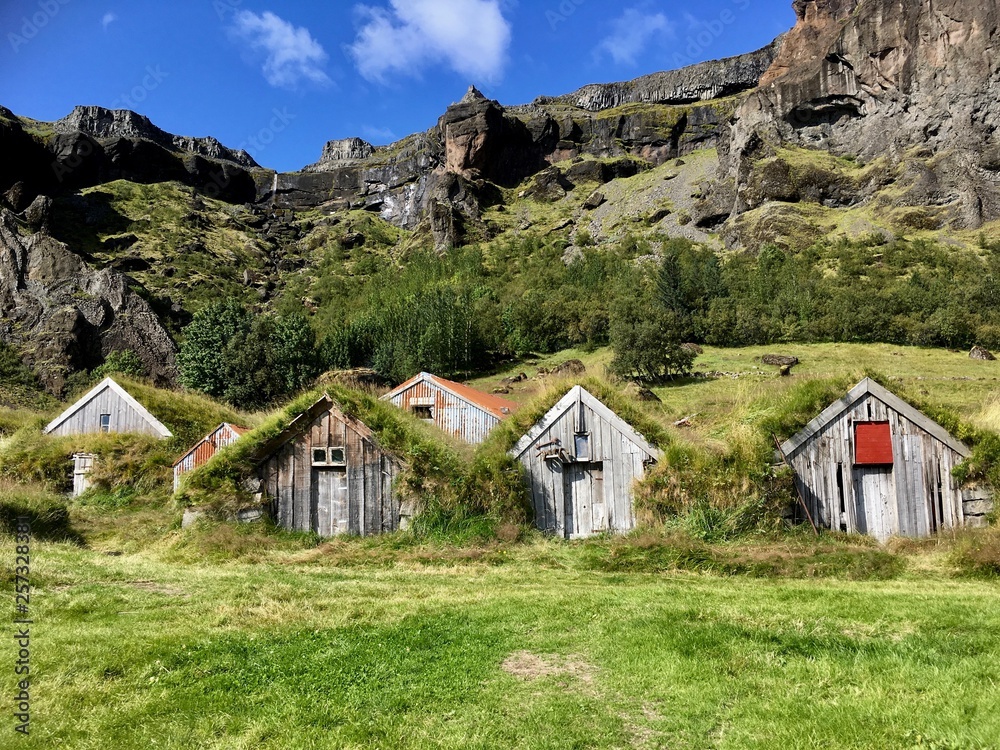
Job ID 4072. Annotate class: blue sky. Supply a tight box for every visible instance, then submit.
[0,0,795,172]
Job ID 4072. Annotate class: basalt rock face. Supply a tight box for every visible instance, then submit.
[272,80,749,226]
[55,106,259,168]
[0,209,178,394]
[541,41,783,110]
[724,0,1000,229]
[0,106,264,210]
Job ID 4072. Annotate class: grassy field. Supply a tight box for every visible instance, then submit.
[469,343,1000,440]
[1,523,999,750]
[2,342,999,748]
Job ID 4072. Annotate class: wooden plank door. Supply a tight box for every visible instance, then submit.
[564,464,585,538]
[901,436,929,538]
[854,467,893,542]
[313,467,349,536]
[563,462,605,538]
[590,463,607,533]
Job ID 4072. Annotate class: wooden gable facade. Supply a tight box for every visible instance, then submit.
[780,378,992,541]
[256,395,405,537]
[173,423,249,492]
[44,377,172,438]
[384,372,517,445]
[510,386,661,539]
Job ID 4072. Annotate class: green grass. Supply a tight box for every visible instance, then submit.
[2,528,999,749]
[470,342,1000,439]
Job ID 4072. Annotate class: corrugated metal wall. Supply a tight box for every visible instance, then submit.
[173,425,244,491]
[516,397,652,539]
[259,407,403,537]
[787,393,965,540]
[388,380,501,444]
[47,384,163,437]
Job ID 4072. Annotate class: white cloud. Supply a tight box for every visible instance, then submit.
[349,0,512,84]
[229,10,330,89]
[595,7,675,66]
[101,12,117,30]
[362,125,397,142]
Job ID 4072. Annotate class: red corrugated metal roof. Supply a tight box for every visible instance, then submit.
[173,423,249,469]
[390,372,518,419]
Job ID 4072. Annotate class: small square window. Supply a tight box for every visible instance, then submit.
[412,405,433,420]
[574,433,590,460]
[99,414,111,433]
[313,447,347,466]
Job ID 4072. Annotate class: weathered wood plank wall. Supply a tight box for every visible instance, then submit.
[513,388,657,539]
[787,392,965,540]
[259,405,403,537]
[47,385,162,437]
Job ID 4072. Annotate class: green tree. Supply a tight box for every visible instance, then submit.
[178,300,253,399]
[609,295,695,383]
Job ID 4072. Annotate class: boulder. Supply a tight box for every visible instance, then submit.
[525,167,575,202]
[681,343,704,355]
[583,190,605,210]
[181,508,206,529]
[23,194,52,229]
[549,359,586,377]
[970,346,996,361]
[624,382,661,402]
[762,354,800,367]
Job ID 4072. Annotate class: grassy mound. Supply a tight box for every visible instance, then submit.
[176,384,477,526]
[0,375,248,498]
[0,483,81,542]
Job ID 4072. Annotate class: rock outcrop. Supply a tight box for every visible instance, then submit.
[540,40,783,110]
[0,106,264,211]
[306,137,376,170]
[0,208,178,393]
[55,106,258,168]
[724,0,1000,229]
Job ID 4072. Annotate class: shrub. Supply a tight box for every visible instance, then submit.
[92,350,146,379]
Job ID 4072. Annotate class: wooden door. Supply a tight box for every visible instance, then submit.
[853,466,894,542]
[563,462,605,539]
[901,435,929,538]
[313,467,348,536]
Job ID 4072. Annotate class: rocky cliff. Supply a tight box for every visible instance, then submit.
[540,40,782,110]
[3,0,1000,389]
[0,105,265,212]
[724,0,1000,229]
[0,206,178,393]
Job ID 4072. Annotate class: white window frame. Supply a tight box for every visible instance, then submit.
[312,446,347,467]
